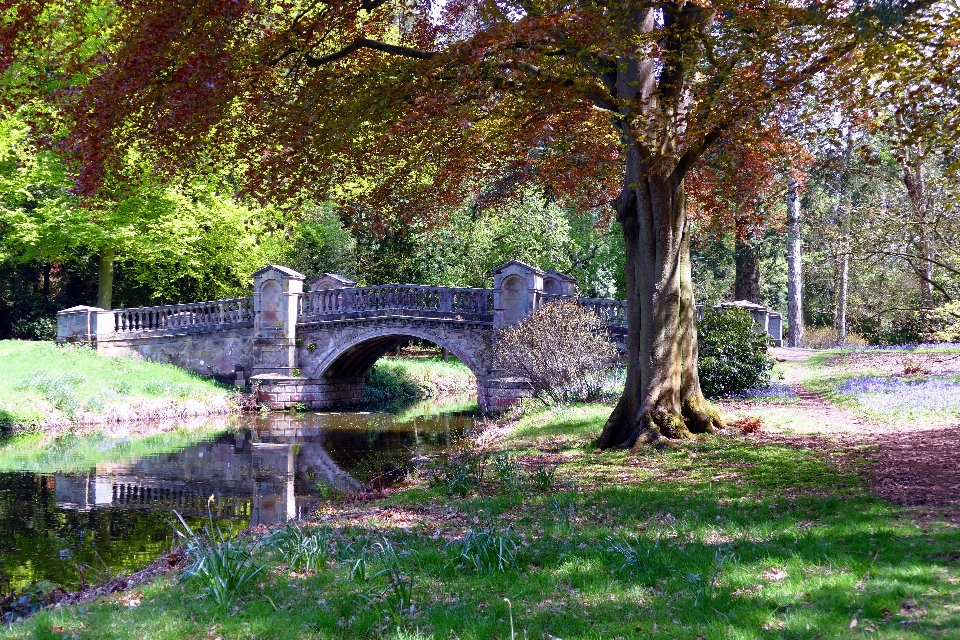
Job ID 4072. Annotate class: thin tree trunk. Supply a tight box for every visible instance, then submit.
[42,262,51,298]
[97,248,115,309]
[901,153,934,334]
[836,201,850,346]
[598,147,720,450]
[786,178,803,347]
[733,232,761,303]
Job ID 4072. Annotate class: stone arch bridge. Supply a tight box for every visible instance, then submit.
[57,261,627,411]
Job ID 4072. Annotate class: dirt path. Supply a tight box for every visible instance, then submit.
[740,348,960,520]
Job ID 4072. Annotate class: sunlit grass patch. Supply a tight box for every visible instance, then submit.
[365,356,476,408]
[0,340,232,430]
[725,382,799,404]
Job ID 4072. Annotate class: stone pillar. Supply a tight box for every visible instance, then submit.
[767,312,783,346]
[491,260,545,329]
[252,265,305,376]
[56,305,116,344]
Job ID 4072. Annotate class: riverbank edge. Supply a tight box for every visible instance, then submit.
[4,398,960,637]
[0,340,240,437]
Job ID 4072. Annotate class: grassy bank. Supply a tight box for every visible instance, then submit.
[0,340,234,434]
[365,356,476,407]
[6,404,958,639]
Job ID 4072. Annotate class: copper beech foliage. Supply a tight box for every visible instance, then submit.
[6,0,954,443]
[16,0,947,225]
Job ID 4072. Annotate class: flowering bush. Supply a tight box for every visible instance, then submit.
[697,307,774,399]
[492,301,619,404]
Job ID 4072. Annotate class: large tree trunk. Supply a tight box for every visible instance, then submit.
[97,248,115,310]
[786,178,803,347]
[598,149,720,451]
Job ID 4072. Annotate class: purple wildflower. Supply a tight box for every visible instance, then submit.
[726,383,798,403]
[836,375,960,417]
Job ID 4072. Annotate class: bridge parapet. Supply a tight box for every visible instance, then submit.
[298,284,494,323]
[113,297,254,335]
[536,293,628,327]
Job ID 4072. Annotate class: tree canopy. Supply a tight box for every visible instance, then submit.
[8,0,958,446]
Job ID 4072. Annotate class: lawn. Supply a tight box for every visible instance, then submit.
[5,404,958,639]
[0,340,234,432]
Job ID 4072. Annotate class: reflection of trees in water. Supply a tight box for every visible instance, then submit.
[0,472,179,590]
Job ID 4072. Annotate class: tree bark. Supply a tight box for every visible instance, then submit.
[42,262,51,298]
[786,178,803,347]
[836,200,850,346]
[598,147,720,451]
[733,232,761,303]
[97,248,115,310]
[900,152,934,334]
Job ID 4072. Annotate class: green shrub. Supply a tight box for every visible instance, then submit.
[697,308,774,398]
[364,365,428,406]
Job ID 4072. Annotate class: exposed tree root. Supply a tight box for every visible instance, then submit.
[599,396,725,451]
[682,398,723,434]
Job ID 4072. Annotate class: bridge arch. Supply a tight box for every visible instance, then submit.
[302,322,490,383]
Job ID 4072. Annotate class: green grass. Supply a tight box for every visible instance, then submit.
[0,340,232,430]
[365,356,476,407]
[5,404,958,639]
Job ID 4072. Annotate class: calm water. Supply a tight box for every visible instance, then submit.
[0,400,476,592]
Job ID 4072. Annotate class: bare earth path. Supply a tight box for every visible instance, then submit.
[728,348,960,522]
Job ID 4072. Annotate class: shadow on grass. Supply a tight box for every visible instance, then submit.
[5,429,960,639]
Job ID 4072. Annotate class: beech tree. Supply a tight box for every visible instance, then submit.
[15,0,955,447]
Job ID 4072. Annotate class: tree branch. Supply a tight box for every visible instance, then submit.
[304,38,438,66]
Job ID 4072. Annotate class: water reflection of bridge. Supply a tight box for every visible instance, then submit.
[52,409,466,526]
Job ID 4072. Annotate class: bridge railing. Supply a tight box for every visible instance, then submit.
[114,297,254,334]
[536,293,628,327]
[299,285,495,322]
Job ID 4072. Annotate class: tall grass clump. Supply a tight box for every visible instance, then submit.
[446,525,519,573]
[268,522,333,572]
[370,539,416,614]
[172,501,264,613]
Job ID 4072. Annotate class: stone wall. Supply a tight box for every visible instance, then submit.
[95,325,255,383]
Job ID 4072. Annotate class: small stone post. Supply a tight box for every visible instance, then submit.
[491,260,545,329]
[56,305,116,345]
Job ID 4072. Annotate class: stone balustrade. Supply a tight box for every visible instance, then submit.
[298,284,494,323]
[114,297,254,334]
[535,292,628,327]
